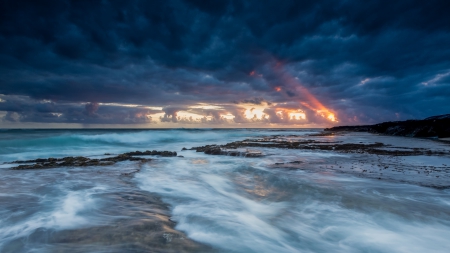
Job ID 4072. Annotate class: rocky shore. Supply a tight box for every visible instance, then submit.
[3,130,450,253]
[7,132,450,190]
[35,190,213,253]
[9,150,177,170]
[188,133,450,189]
[191,137,449,156]
[324,114,450,138]
[190,145,263,157]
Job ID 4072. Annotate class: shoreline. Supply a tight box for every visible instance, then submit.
[6,131,450,189]
[2,129,450,252]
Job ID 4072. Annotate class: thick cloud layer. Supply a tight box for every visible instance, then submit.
[1,0,449,127]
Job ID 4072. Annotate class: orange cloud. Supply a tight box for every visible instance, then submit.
[273,63,338,122]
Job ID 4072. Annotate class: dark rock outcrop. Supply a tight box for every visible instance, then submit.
[193,145,263,157]
[10,150,177,170]
[191,138,448,156]
[124,150,177,157]
[325,114,450,138]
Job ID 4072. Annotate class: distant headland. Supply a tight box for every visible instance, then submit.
[325,114,450,138]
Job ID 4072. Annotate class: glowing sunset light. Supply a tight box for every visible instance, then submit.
[1,1,447,130]
[274,63,338,122]
[294,86,337,122]
[190,104,223,110]
[289,111,306,120]
[221,113,235,120]
[177,111,203,120]
[314,109,337,122]
[244,108,265,119]
[327,113,336,122]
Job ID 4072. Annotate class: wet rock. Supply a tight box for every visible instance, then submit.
[204,146,222,155]
[10,150,178,170]
[124,150,177,157]
[192,144,263,157]
[244,151,263,157]
[191,137,441,156]
[12,191,213,252]
[160,151,177,157]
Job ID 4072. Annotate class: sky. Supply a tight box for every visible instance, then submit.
[1,0,449,128]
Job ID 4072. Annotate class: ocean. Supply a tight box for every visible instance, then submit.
[1,129,450,253]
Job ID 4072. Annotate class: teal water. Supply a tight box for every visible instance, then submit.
[1,129,449,252]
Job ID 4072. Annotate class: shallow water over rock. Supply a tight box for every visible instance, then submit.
[1,129,450,252]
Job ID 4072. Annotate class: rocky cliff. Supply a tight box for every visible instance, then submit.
[325,114,450,138]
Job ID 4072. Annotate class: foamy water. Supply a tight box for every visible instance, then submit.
[1,129,449,252]
[137,153,450,253]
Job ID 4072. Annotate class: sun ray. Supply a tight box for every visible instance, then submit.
[274,63,338,122]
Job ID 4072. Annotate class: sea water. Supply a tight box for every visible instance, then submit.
[0,129,449,252]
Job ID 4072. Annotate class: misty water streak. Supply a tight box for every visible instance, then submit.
[0,129,449,253]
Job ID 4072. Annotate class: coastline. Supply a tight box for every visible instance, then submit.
[1,129,450,252]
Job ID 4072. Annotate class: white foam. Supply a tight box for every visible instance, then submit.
[137,154,450,253]
[0,186,104,250]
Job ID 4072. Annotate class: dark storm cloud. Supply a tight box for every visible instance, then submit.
[84,102,99,116]
[1,0,449,126]
[0,95,157,124]
[232,97,271,105]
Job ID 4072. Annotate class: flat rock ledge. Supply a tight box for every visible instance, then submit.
[192,145,263,157]
[191,138,450,156]
[10,150,177,170]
